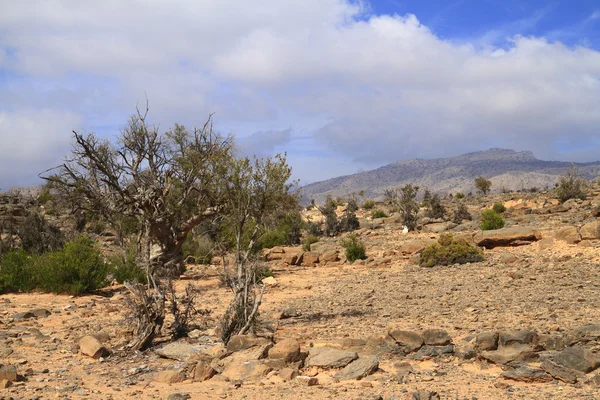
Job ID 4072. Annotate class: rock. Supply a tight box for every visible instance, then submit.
[481,345,537,365]
[0,366,17,382]
[167,394,191,400]
[79,335,108,359]
[226,335,272,353]
[155,341,205,362]
[568,325,600,344]
[423,222,456,233]
[321,250,340,264]
[0,347,14,358]
[279,367,298,381]
[398,239,435,255]
[409,345,454,359]
[422,329,451,346]
[302,252,320,266]
[498,330,538,348]
[499,253,519,264]
[334,356,379,380]
[538,237,554,250]
[30,308,51,318]
[580,220,600,240]
[154,370,186,384]
[221,360,271,382]
[264,247,285,261]
[394,361,413,380]
[475,332,498,351]
[474,227,542,249]
[552,346,600,373]
[388,329,424,352]
[540,360,579,383]
[268,339,300,363]
[538,334,567,351]
[12,312,35,322]
[262,276,278,286]
[587,374,600,387]
[305,347,358,369]
[192,359,217,382]
[0,379,11,388]
[296,376,319,386]
[555,227,581,244]
[412,391,440,400]
[501,366,553,383]
[279,308,300,319]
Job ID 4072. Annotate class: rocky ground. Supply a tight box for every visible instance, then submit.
[1,187,600,400]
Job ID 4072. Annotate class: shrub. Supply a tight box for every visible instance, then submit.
[419,234,484,267]
[474,176,492,195]
[36,236,109,295]
[480,210,505,231]
[426,194,445,219]
[422,189,432,207]
[371,209,388,219]
[182,234,214,265]
[556,165,587,203]
[362,199,376,210]
[455,192,465,199]
[384,184,419,231]
[302,235,319,252]
[0,249,37,293]
[492,202,506,214]
[18,212,64,255]
[306,220,322,237]
[88,220,107,235]
[340,233,366,262]
[109,245,147,284]
[37,187,53,205]
[452,202,472,224]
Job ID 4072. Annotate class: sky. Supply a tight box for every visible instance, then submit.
[1,0,600,189]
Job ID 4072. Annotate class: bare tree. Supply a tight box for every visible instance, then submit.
[384,184,420,231]
[219,154,296,343]
[43,106,233,350]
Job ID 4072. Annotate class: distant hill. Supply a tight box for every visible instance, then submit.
[301,148,600,204]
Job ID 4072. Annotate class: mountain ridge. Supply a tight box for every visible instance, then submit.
[301,148,600,203]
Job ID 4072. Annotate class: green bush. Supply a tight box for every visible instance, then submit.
[455,192,465,199]
[0,249,37,293]
[492,202,506,214]
[18,212,64,255]
[425,194,445,219]
[452,202,472,224]
[37,187,53,205]
[340,233,366,262]
[371,209,388,219]
[419,234,484,267]
[89,220,107,235]
[109,246,147,283]
[480,210,505,231]
[362,200,375,210]
[302,235,319,252]
[36,237,109,295]
[556,165,587,203]
[182,234,213,265]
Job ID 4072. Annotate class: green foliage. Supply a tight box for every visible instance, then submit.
[371,209,388,219]
[37,186,53,205]
[35,237,109,295]
[0,249,36,293]
[18,212,64,255]
[109,245,147,283]
[340,233,366,262]
[302,235,319,252]
[452,202,472,224]
[384,184,420,231]
[306,220,322,237]
[425,194,445,219]
[492,202,506,214]
[422,188,432,207]
[362,199,376,210]
[474,176,492,195]
[455,192,465,199]
[338,198,360,233]
[556,165,587,203]
[88,220,107,235]
[419,234,484,267]
[480,210,505,231]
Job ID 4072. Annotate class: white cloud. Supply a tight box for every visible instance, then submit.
[1,0,600,187]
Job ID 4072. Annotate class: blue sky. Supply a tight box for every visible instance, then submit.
[1,0,600,189]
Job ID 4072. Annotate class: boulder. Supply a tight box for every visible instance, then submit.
[422,329,451,346]
[540,360,580,384]
[296,376,319,386]
[226,335,272,353]
[192,359,217,382]
[552,346,600,373]
[474,227,542,249]
[279,367,298,381]
[555,227,581,244]
[409,345,454,359]
[268,339,301,363]
[475,332,498,351]
[501,366,553,383]
[498,330,538,348]
[321,250,340,264]
[335,356,379,380]
[0,366,17,382]
[154,370,186,384]
[580,221,600,240]
[538,334,568,351]
[481,344,537,365]
[156,341,205,362]
[388,329,424,352]
[79,335,108,359]
[30,308,51,318]
[305,347,358,369]
[568,325,600,344]
[302,251,320,266]
[423,222,456,233]
[221,360,271,382]
[397,239,435,255]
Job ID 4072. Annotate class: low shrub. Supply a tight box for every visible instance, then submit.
[362,200,376,210]
[109,245,147,284]
[480,210,505,231]
[0,249,36,293]
[340,233,366,262]
[182,234,214,265]
[419,234,484,267]
[452,202,472,224]
[492,202,506,214]
[556,166,587,203]
[455,192,465,199]
[88,220,107,235]
[371,209,388,219]
[302,235,319,252]
[35,236,109,295]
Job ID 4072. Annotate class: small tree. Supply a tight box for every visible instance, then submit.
[474,176,492,195]
[320,196,339,237]
[556,165,587,203]
[384,184,420,231]
[452,202,472,224]
[422,188,432,208]
[426,194,445,219]
[480,210,504,230]
[338,197,359,233]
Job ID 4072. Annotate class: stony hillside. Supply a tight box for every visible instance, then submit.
[301,148,600,204]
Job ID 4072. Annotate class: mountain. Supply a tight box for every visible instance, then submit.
[301,148,600,203]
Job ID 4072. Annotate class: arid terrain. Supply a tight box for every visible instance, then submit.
[2,186,600,400]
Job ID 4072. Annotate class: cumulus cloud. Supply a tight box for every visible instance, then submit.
[1,0,600,187]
